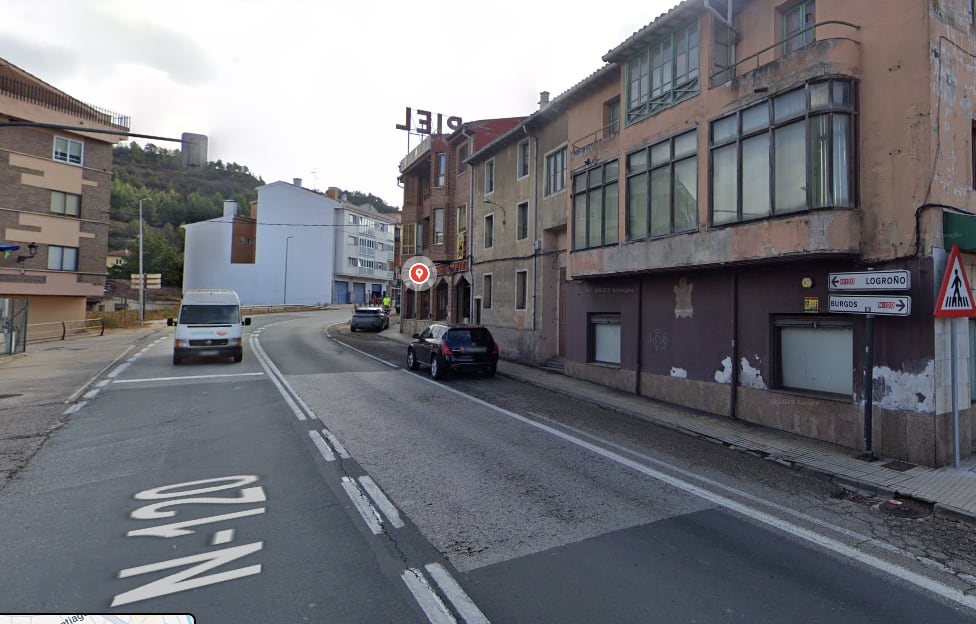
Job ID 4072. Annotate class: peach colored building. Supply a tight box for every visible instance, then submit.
[0,57,127,331]
[551,0,976,467]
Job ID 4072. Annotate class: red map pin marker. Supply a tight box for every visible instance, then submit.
[409,262,430,284]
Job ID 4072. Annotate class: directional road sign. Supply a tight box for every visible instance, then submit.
[829,294,911,316]
[828,270,911,291]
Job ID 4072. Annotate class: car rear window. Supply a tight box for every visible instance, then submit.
[445,329,493,348]
[355,309,384,316]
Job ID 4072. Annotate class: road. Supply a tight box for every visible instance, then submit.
[1,309,975,622]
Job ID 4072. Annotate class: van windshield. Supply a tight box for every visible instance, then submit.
[179,304,240,325]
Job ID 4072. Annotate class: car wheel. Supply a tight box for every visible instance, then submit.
[233,354,243,363]
[173,354,182,365]
[407,348,419,370]
[350,326,356,332]
[430,355,446,380]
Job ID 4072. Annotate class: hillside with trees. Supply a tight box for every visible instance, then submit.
[108,142,398,287]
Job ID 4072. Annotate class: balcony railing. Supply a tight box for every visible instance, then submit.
[399,135,432,173]
[709,20,861,86]
[0,75,130,130]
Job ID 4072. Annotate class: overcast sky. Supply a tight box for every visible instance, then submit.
[1,0,680,208]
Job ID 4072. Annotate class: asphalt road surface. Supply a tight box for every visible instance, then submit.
[1,309,975,623]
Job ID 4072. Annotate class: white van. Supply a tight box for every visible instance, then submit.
[167,289,251,365]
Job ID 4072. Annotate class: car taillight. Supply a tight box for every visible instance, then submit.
[440,343,453,356]
[491,342,499,357]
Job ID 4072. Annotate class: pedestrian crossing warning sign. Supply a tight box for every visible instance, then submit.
[935,244,976,318]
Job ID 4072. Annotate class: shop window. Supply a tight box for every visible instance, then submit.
[775,317,852,395]
[589,313,621,365]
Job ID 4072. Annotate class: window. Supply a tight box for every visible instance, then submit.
[458,144,468,174]
[627,20,699,124]
[436,153,447,187]
[485,158,496,195]
[783,1,815,55]
[47,245,78,271]
[348,257,358,268]
[711,16,735,86]
[710,79,854,224]
[604,98,620,137]
[457,204,467,233]
[775,316,851,395]
[433,208,445,245]
[402,223,416,255]
[573,160,619,250]
[516,270,527,309]
[483,274,493,309]
[627,129,698,240]
[484,214,494,249]
[517,140,530,178]
[53,136,83,165]
[516,202,529,240]
[545,146,567,196]
[589,313,621,365]
[50,191,81,217]
[416,222,424,254]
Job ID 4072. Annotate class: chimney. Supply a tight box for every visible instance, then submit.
[326,187,340,201]
[223,200,237,219]
[293,177,302,187]
[538,91,550,109]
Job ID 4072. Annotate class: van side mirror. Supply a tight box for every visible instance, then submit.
[244,317,252,326]
[412,333,420,339]
[167,318,175,326]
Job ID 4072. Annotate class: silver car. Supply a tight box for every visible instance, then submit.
[350,306,390,332]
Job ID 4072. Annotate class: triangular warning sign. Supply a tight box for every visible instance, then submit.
[935,244,976,318]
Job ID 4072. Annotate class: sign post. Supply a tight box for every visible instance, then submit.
[934,244,976,467]
[829,270,913,459]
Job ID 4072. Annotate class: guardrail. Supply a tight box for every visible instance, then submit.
[26,318,105,344]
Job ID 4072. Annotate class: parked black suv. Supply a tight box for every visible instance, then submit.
[350,306,390,332]
[407,324,499,379]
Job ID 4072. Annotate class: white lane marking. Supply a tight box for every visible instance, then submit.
[211,529,235,545]
[410,371,976,613]
[83,387,101,400]
[401,568,457,624]
[359,476,404,529]
[113,372,265,384]
[68,343,137,402]
[321,427,350,459]
[425,563,488,624]
[64,400,87,415]
[250,331,308,421]
[340,476,383,535]
[108,362,131,378]
[309,430,336,462]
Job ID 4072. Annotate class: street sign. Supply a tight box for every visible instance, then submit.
[934,244,976,318]
[828,270,911,291]
[829,295,911,316]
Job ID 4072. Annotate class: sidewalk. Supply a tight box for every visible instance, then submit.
[3,319,975,523]
[381,325,976,522]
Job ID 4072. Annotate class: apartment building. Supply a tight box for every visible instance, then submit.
[332,192,397,305]
[397,118,524,336]
[467,78,619,364]
[0,57,128,329]
[548,0,976,467]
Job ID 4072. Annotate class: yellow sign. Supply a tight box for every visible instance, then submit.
[804,296,819,313]
[456,236,465,260]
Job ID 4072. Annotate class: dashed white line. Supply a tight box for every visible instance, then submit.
[402,568,457,624]
[425,563,489,624]
[308,430,336,462]
[358,476,404,529]
[340,476,383,535]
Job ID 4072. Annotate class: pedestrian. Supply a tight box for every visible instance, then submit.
[382,293,391,314]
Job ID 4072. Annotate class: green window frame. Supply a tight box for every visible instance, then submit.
[783,0,815,55]
[573,160,619,250]
[626,20,700,124]
[626,129,698,240]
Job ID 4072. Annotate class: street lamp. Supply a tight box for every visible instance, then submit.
[283,236,294,305]
[138,197,151,324]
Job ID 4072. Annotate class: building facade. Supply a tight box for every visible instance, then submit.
[556,0,976,466]
[398,118,524,336]
[182,180,395,307]
[0,57,128,328]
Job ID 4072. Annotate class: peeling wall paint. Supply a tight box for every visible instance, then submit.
[715,356,733,384]
[670,367,688,378]
[674,277,693,319]
[740,356,767,390]
[873,360,935,413]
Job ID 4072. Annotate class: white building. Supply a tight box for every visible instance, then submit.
[182,179,395,307]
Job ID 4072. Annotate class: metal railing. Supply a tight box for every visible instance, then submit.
[0,75,130,130]
[708,20,861,85]
[26,318,105,344]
